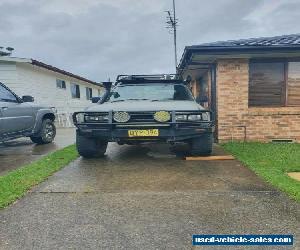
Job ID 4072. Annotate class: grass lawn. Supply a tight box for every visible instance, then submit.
[0,145,78,209]
[222,142,300,202]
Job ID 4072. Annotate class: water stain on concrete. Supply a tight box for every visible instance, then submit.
[0,128,75,175]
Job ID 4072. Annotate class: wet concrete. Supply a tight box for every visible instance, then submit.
[0,143,299,250]
[0,128,75,175]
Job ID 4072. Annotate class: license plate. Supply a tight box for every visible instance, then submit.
[128,129,159,137]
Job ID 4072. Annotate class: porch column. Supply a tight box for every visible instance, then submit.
[216,59,249,142]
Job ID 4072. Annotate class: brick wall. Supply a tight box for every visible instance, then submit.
[216,59,249,142]
[216,59,300,142]
[246,107,300,142]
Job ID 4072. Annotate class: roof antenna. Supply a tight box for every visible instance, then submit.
[165,0,178,73]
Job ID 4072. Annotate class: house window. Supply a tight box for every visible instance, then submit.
[56,79,66,89]
[86,87,93,100]
[71,83,80,99]
[249,60,300,107]
[249,62,285,107]
[287,62,300,106]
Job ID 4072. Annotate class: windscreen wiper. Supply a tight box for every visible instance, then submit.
[111,98,150,103]
[151,98,173,102]
[127,98,150,101]
[110,99,126,103]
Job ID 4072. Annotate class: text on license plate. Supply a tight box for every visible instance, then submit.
[128,129,159,137]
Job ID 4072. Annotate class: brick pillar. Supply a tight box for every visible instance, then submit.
[216,59,249,142]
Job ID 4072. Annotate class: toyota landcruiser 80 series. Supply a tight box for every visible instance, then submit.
[73,74,214,158]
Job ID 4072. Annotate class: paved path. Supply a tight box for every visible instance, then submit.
[0,128,75,175]
[0,143,299,250]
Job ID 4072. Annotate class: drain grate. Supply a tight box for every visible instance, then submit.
[271,139,294,143]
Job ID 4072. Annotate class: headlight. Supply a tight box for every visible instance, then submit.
[176,114,188,121]
[85,114,108,122]
[113,111,130,123]
[154,111,171,122]
[188,114,202,121]
[75,113,85,123]
[175,112,210,121]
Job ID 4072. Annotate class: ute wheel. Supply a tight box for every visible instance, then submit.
[188,133,213,156]
[76,133,107,158]
[30,119,56,144]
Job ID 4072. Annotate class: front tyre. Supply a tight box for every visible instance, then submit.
[76,133,107,158]
[189,133,213,156]
[30,119,56,144]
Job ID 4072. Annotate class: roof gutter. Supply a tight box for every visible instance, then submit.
[178,45,300,70]
[31,59,103,87]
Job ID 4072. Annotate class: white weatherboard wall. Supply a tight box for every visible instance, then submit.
[0,62,18,89]
[0,61,104,127]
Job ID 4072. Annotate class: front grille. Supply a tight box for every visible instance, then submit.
[128,112,156,123]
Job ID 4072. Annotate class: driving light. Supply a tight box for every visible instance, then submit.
[154,111,171,122]
[113,111,130,123]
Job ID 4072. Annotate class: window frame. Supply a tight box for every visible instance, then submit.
[71,83,80,99]
[56,79,66,89]
[249,58,300,107]
[86,87,93,100]
[0,82,20,103]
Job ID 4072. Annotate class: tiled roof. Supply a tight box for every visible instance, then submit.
[194,34,300,47]
[179,34,300,70]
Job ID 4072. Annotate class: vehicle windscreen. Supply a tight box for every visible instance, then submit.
[109,84,194,102]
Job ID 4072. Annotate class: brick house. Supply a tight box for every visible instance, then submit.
[178,34,300,142]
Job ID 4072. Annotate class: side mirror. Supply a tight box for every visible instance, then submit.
[185,75,192,84]
[196,95,208,104]
[91,97,100,103]
[22,95,34,102]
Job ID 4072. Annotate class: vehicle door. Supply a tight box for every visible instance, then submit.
[0,83,35,135]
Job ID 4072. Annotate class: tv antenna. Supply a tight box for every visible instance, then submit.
[165,0,178,72]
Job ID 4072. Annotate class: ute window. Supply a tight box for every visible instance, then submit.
[109,84,193,102]
[0,84,17,102]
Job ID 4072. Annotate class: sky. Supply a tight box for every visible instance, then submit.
[1,0,300,82]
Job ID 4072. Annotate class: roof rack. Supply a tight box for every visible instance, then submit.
[116,74,181,83]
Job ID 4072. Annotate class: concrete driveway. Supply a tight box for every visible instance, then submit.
[0,128,75,175]
[0,143,299,250]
